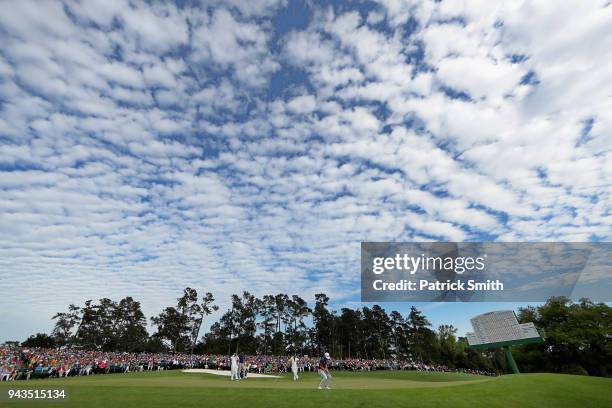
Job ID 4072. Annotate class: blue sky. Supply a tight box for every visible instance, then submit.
[0,0,611,342]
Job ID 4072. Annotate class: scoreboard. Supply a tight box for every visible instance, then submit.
[466,310,541,346]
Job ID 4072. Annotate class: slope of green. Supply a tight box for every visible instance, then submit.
[1,370,610,408]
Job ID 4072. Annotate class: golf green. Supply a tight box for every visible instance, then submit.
[1,370,610,407]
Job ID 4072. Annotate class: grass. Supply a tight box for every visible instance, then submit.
[1,369,610,408]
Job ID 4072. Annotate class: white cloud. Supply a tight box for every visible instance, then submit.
[191,8,279,87]
[287,95,317,114]
[0,0,610,341]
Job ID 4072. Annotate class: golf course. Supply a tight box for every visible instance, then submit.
[1,370,610,408]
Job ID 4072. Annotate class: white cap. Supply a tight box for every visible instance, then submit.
[324,352,330,359]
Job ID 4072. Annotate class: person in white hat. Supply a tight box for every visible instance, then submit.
[317,352,332,389]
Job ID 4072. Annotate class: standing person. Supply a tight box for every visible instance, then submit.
[243,359,249,379]
[317,352,332,389]
[238,353,245,379]
[289,355,299,381]
[230,353,239,381]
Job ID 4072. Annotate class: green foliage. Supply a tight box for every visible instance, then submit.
[272,331,285,355]
[151,306,190,352]
[22,333,56,348]
[51,297,149,351]
[514,297,612,377]
[151,288,218,353]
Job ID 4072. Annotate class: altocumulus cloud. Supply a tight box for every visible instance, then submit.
[0,0,610,340]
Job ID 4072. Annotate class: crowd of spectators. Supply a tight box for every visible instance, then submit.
[0,345,496,381]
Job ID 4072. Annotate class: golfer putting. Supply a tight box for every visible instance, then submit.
[317,352,332,389]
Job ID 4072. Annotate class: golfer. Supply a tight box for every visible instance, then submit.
[317,352,332,389]
[230,353,239,381]
[238,353,245,379]
[289,355,299,381]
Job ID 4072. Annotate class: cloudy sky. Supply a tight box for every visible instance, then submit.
[0,0,610,342]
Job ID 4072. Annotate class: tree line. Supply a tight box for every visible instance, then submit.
[20,289,611,376]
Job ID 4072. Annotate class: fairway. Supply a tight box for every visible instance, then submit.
[1,370,611,408]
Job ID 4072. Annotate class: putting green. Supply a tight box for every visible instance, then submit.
[1,370,610,408]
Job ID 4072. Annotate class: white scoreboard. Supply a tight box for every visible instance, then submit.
[466,310,540,346]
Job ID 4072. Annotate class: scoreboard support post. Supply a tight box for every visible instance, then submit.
[469,338,542,374]
[503,347,520,374]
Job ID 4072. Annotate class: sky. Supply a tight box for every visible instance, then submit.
[0,0,611,343]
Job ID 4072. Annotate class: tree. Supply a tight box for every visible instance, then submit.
[189,292,218,354]
[151,307,190,352]
[206,291,260,354]
[338,308,363,358]
[360,305,392,359]
[313,293,332,355]
[286,295,311,354]
[151,288,219,354]
[202,320,231,354]
[51,297,147,352]
[437,324,458,367]
[177,288,220,354]
[514,297,612,376]
[22,333,56,348]
[115,297,149,352]
[257,295,276,354]
[406,306,436,363]
[274,293,291,334]
[390,310,407,358]
[177,287,200,351]
[52,303,82,347]
[70,298,116,350]
[372,305,392,358]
